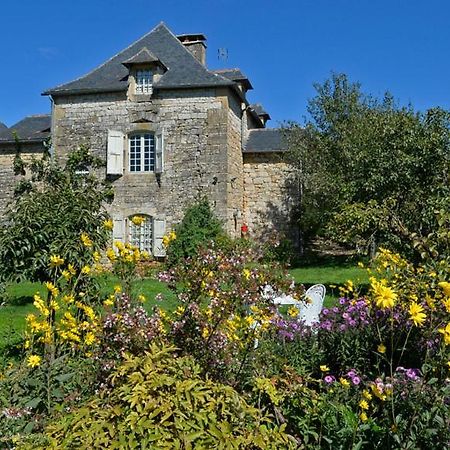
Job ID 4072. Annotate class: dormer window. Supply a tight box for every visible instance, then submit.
[135,69,153,94]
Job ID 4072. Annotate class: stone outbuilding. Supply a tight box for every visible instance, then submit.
[2,23,298,255]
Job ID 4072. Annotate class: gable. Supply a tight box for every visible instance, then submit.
[43,23,233,96]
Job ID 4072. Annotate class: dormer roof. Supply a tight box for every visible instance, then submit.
[122,47,161,67]
[43,23,233,96]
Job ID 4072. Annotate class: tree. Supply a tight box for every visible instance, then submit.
[287,73,450,256]
[0,145,113,282]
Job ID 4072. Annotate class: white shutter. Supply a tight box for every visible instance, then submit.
[107,130,124,175]
[153,219,166,257]
[112,217,125,244]
[155,130,164,174]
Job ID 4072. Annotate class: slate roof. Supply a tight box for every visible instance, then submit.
[43,23,234,96]
[243,129,287,153]
[0,122,7,131]
[0,115,51,143]
[250,103,270,119]
[122,47,161,66]
[213,68,253,90]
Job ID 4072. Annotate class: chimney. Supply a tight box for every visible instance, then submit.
[177,33,207,66]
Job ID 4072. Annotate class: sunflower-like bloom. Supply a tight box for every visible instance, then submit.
[408,302,426,326]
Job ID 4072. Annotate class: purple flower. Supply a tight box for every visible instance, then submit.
[352,376,361,385]
[324,375,335,384]
[322,308,329,316]
[348,319,357,327]
[405,368,420,381]
[339,298,346,305]
[347,369,357,378]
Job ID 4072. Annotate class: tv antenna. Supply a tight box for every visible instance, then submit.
[218,48,228,62]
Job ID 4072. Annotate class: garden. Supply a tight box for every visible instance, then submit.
[0,75,449,449]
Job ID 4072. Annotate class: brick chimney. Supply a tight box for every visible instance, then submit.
[177,33,207,66]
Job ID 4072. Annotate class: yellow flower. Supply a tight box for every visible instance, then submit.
[359,412,368,422]
[84,332,96,346]
[27,355,42,368]
[339,377,350,387]
[242,268,251,280]
[438,323,450,345]
[93,251,101,262]
[438,281,450,297]
[442,298,450,313]
[49,255,64,267]
[81,266,91,275]
[114,240,125,251]
[287,306,299,318]
[114,285,122,294]
[131,215,146,226]
[103,298,114,307]
[162,235,170,247]
[61,270,71,280]
[372,281,397,309]
[80,232,93,247]
[320,365,330,372]
[359,399,369,410]
[362,390,372,400]
[138,294,146,303]
[377,343,386,354]
[408,302,426,327]
[106,248,116,261]
[44,281,58,296]
[202,327,210,338]
[68,264,77,275]
[103,218,113,230]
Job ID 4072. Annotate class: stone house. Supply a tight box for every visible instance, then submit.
[0,23,297,256]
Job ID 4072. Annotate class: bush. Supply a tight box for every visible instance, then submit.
[166,197,227,267]
[39,344,295,449]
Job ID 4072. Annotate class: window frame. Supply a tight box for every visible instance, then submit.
[128,215,153,253]
[128,132,156,173]
[135,69,153,95]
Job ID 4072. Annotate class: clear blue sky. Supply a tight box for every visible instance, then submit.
[1,0,449,128]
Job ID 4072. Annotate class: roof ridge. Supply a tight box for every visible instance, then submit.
[43,22,169,95]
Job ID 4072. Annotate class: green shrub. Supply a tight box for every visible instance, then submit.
[166,197,227,267]
[39,344,295,449]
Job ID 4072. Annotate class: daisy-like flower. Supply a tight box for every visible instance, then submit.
[408,302,426,326]
[359,412,368,422]
[438,323,450,345]
[377,343,386,354]
[80,232,93,247]
[27,355,42,368]
[103,218,113,230]
[320,365,330,372]
[287,306,299,318]
[374,284,397,309]
[131,215,146,226]
[438,281,450,297]
[359,399,369,410]
[49,255,64,267]
[339,377,350,387]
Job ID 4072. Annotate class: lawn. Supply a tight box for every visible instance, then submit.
[0,261,368,357]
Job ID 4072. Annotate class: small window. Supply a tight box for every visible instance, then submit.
[129,133,155,172]
[135,69,152,94]
[128,215,152,252]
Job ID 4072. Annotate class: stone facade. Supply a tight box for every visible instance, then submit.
[0,24,299,254]
[243,152,298,241]
[0,143,45,216]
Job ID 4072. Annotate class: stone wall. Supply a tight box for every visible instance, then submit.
[243,152,298,242]
[0,143,45,218]
[52,88,240,238]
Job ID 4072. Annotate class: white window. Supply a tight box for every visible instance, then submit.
[128,215,152,252]
[129,133,155,172]
[135,69,152,94]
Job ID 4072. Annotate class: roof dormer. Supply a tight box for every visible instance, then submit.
[122,47,167,100]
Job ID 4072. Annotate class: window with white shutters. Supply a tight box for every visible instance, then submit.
[129,133,155,172]
[128,215,153,253]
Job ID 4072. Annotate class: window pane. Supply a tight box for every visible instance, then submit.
[136,69,152,94]
[129,216,152,253]
[129,135,141,172]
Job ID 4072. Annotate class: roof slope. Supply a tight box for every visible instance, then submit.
[0,122,7,131]
[0,115,51,143]
[44,23,233,96]
[243,129,287,153]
